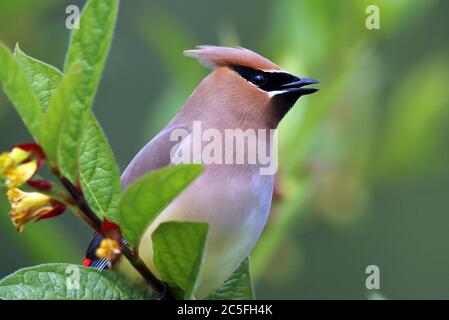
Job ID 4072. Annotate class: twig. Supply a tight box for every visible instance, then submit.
[59,176,172,299]
[60,177,102,232]
[121,245,168,295]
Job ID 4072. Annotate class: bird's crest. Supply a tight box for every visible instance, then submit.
[184,45,283,72]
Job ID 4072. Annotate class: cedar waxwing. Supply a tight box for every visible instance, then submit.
[84,46,319,298]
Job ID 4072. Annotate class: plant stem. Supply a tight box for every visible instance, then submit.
[121,245,167,295]
[59,176,172,299]
[60,177,102,233]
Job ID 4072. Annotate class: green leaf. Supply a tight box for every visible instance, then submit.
[12,46,122,221]
[152,221,208,299]
[40,0,119,183]
[14,44,63,111]
[0,263,154,300]
[41,63,86,182]
[79,116,122,221]
[207,257,255,300]
[0,42,44,141]
[64,0,119,110]
[119,164,203,246]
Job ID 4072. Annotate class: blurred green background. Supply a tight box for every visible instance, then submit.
[1,0,449,299]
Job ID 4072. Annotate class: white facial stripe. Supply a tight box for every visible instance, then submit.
[267,90,288,98]
[234,67,292,96]
[260,69,288,73]
[248,82,287,97]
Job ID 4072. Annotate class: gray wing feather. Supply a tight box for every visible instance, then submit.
[121,124,189,188]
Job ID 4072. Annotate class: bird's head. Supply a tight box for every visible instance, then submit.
[184,45,319,128]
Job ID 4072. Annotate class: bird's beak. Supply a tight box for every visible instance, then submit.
[279,77,320,95]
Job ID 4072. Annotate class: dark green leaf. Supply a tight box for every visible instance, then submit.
[119,164,203,246]
[79,116,122,221]
[207,257,255,300]
[0,42,44,141]
[152,221,208,299]
[0,263,154,300]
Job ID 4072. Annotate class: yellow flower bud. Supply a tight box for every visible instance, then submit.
[9,148,31,164]
[96,238,121,261]
[0,148,30,175]
[7,188,65,232]
[0,147,37,188]
[0,154,13,175]
[4,160,38,188]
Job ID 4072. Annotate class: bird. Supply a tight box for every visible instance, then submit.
[83,45,319,298]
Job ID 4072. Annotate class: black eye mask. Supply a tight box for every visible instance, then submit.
[231,65,298,92]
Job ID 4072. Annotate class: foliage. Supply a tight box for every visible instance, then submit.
[0,263,153,300]
[1,0,448,300]
[0,43,44,140]
[79,116,122,222]
[0,0,253,300]
[134,0,449,298]
[119,164,203,246]
[207,257,255,300]
[152,221,208,299]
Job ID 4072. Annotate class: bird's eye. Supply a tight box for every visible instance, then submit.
[252,74,267,87]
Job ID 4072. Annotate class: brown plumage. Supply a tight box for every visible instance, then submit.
[184,45,283,72]
[111,45,319,298]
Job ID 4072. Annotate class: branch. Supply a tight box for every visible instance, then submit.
[59,176,173,300]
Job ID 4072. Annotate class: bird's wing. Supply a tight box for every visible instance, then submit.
[82,232,110,269]
[82,233,128,270]
[83,124,189,269]
[121,124,190,188]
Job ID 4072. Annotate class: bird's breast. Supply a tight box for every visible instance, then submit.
[138,164,274,298]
